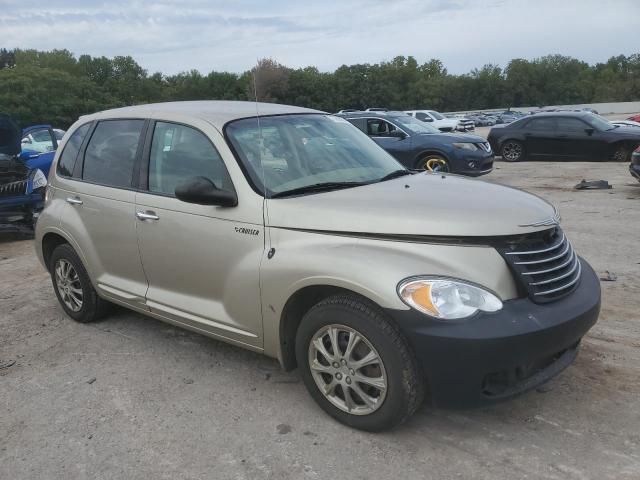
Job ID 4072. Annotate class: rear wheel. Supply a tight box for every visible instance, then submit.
[296,295,425,431]
[416,154,450,173]
[501,140,524,162]
[49,244,109,323]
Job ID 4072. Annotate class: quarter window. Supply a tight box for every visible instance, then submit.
[82,120,144,188]
[148,122,233,196]
[57,123,91,177]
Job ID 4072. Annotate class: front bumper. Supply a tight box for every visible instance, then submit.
[451,152,494,177]
[630,161,640,182]
[386,258,600,408]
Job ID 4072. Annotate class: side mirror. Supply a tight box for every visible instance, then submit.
[175,176,237,207]
[585,128,595,136]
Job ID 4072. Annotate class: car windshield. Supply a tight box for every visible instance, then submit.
[391,115,440,134]
[428,111,445,120]
[225,114,405,198]
[588,114,616,131]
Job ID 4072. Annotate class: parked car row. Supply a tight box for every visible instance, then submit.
[0,114,63,232]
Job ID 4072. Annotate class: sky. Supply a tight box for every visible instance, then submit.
[1,0,638,75]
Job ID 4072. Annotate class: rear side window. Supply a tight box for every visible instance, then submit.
[528,118,556,130]
[148,122,233,195]
[83,120,144,188]
[57,123,91,177]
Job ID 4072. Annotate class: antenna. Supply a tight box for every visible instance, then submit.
[252,61,272,249]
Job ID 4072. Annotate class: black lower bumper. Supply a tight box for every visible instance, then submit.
[386,259,601,408]
[630,162,640,182]
[452,154,494,177]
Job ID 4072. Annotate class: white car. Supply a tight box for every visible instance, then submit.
[405,110,459,133]
[610,120,640,129]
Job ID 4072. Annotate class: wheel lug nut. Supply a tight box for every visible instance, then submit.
[332,362,339,368]
[341,359,347,366]
[349,369,355,375]
[345,377,351,385]
[335,373,342,380]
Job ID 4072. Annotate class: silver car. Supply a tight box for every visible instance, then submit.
[35,101,600,431]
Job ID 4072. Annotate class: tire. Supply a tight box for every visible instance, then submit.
[611,144,630,162]
[416,154,450,173]
[49,244,109,323]
[501,140,525,162]
[295,294,425,431]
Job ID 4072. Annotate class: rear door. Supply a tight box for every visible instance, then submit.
[134,120,264,348]
[523,118,559,157]
[55,119,149,308]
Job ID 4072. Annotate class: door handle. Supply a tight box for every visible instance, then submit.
[136,211,159,221]
[66,196,83,205]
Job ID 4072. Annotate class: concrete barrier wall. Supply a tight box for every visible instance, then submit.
[445,101,640,116]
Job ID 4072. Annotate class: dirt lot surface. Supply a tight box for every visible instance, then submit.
[1,161,639,480]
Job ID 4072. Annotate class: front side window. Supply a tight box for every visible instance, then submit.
[225,114,403,197]
[415,112,432,122]
[367,119,397,136]
[22,128,55,153]
[83,119,144,188]
[392,115,439,134]
[427,111,445,120]
[556,118,589,132]
[57,123,91,177]
[148,122,233,195]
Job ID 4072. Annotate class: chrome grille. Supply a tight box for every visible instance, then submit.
[497,228,581,303]
[0,180,28,197]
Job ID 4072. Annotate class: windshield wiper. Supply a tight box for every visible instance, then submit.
[270,181,367,198]
[378,169,412,182]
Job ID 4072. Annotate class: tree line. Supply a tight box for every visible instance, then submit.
[0,48,639,128]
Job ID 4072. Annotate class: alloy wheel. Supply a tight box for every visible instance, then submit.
[308,324,388,415]
[502,141,523,161]
[54,259,83,312]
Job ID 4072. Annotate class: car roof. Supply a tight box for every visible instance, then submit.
[336,111,408,118]
[528,111,593,119]
[81,101,324,130]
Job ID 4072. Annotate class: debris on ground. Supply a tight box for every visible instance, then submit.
[0,359,16,370]
[86,377,97,384]
[574,179,612,190]
[599,271,618,282]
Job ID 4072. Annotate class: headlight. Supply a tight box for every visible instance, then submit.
[397,277,503,320]
[452,142,477,151]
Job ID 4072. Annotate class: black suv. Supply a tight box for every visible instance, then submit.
[337,111,493,176]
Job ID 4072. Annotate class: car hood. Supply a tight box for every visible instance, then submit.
[415,132,486,144]
[0,114,21,156]
[267,172,557,237]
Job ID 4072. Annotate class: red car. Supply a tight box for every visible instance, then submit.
[628,114,640,123]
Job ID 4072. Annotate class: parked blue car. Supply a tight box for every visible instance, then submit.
[1,115,58,232]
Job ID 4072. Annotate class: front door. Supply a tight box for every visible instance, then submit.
[366,118,412,165]
[135,120,264,349]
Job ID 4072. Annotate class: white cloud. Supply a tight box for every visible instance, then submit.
[0,0,638,74]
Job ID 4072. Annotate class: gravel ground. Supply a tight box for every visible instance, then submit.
[1,160,639,480]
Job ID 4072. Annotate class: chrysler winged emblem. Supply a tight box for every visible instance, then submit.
[519,207,561,227]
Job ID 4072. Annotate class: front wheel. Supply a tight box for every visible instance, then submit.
[416,155,450,173]
[296,295,425,431]
[501,140,525,162]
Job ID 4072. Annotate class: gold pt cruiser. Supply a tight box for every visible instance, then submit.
[35,101,600,431]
